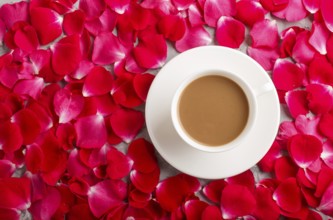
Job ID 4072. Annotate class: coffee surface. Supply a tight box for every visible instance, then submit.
[178,75,249,146]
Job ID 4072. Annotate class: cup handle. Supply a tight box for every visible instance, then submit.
[254,82,275,97]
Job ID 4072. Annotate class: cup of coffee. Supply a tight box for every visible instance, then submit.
[171,70,271,153]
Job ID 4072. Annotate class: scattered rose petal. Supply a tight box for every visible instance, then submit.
[172,0,195,10]
[0,20,5,44]
[247,46,279,71]
[274,156,298,180]
[220,184,256,219]
[13,77,44,100]
[13,24,39,53]
[202,179,227,203]
[285,90,309,118]
[63,10,85,35]
[309,21,330,55]
[0,1,29,28]
[184,200,208,220]
[203,0,236,27]
[294,115,322,138]
[225,170,255,192]
[128,187,151,208]
[105,0,130,14]
[202,205,223,220]
[107,147,133,179]
[253,186,280,220]
[258,141,283,172]
[280,26,302,58]
[260,0,289,12]
[75,115,107,149]
[250,19,279,49]
[306,83,333,114]
[82,66,113,97]
[308,54,333,86]
[79,0,105,19]
[292,30,316,64]
[157,14,186,41]
[133,73,154,101]
[315,165,333,198]
[216,16,245,49]
[273,0,308,22]
[235,0,265,27]
[321,0,333,32]
[67,204,96,220]
[0,208,20,220]
[110,108,144,143]
[302,0,320,13]
[130,168,160,193]
[327,35,333,64]
[318,181,333,216]
[0,160,15,178]
[67,149,90,177]
[319,112,333,141]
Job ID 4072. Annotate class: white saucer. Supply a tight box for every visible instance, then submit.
[145,46,280,179]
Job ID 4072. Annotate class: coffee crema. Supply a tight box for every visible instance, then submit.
[178,74,249,146]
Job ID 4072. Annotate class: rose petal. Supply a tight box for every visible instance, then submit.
[130,167,160,193]
[273,177,302,213]
[202,205,223,220]
[322,140,333,168]
[308,54,333,85]
[321,0,333,32]
[247,46,279,71]
[54,88,84,123]
[309,21,330,55]
[258,141,283,172]
[105,0,130,14]
[75,115,107,149]
[319,112,333,141]
[0,160,15,178]
[220,184,256,219]
[285,90,309,118]
[67,149,90,177]
[274,156,298,180]
[51,34,82,76]
[157,14,186,41]
[85,8,117,36]
[202,179,227,203]
[68,204,96,220]
[0,20,5,45]
[302,0,320,13]
[0,177,31,210]
[87,180,127,218]
[306,83,333,114]
[315,165,333,198]
[63,10,85,35]
[0,64,19,89]
[156,174,200,212]
[216,16,245,49]
[225,170,255,192]
[184,200,209,220]
[272,59,305,91]
[128,187,151,208]
[92,32,127,65]
[14,25,39,52]
[13,77,44,99]
[0,208,20,220]
[250,19,279,49]
[79,0,105,19]
[292,30,316,64]
[288,134,323,168]
[110,108,144,143]
[203,0,236,27]
[318,181,333,216]
[127,138,158,173]
[260,0,289,12]
[294,115,322,138]
[82,66,113,97]
[30,7,62,45]
[132,73,155,101]
[235,0,265,27]
[172,0,195,10]
[327,35,333,64]
[253,186,280,220]
[188,3,205,26]
[92,94,119,116]
[0,2,29,28]
[273,0,308,22]
[280,27,303,58]
[106,147,133,179]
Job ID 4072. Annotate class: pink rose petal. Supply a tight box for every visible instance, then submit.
[13,77,44,99]
[273,177,302,213]
[235,0,265,27]
[88,180,127,218]
[319,112,333,141]
[294,115,322,138]
[82,66,113,97]
[130,167,160,193]
[51,34,82,76]
[220,184,256,219]
[202,179,227,203]
[0,64,19,89]
[321,0,333,32]
[63,10,85,35]
[71,60,94,80]
[54,88,84,123]
[172,0,195,10]
[292,30,316,64]
[250,19,279,49]
[308,54,333,85]
[280,26,302,58]
[75,115,107,149]
[188,3,205,26]
[0,1,29,28]
[109,108,144,143]
[157,14,186,41]
[253,186,280,220]
[247,46,279,71]
[156,174,200,212]
[216,16,245,49]
[184,200,209,220]
[318,181,333,216]
[285,90,309,118]
[272,59,305,91]
[133,73,155,101]
[306,83,333,114]
[106,146,133,179]
[258,141,283,172]
[85,8,117,36]
[203,0,236,27]
[175,23,211,52]
[302,0,320,13]
[309,21,330,55]
[11,108,41,145]
[273,0,308,22]
[127,138,158,173]
[260,0,289,12]
[274,156,298,180]
[288,134,323,168]
[30,7,62,45]
[92,32,127,65]
[105,0,130,14]
[67,149,90,177]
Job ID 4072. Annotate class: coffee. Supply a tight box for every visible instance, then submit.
[178,74,249,146]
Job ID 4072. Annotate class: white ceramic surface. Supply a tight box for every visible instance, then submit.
[145,46,280,179]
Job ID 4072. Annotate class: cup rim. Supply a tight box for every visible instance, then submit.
[171,70,257,153]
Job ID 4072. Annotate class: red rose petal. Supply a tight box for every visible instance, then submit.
[319,112,333,141]
[260,0,289,12]
[280,27,302,58]
[92,32,127,65]
[67,149,90,177]
[303,0,320,13]
[258,141,283,172]
[220,184,256,219]
[216,16,245,49]
[67,204,96,220]
[294,115,322,138]
[106,147,133,179]
[63,10,85,35]
[285,90,309,118]
[247,46,279,71]
[54,88,84,123]
[188,3,205,26]
[0,160,15,178]
[51,34,82,76]
[92,94,119,116]
[184,200,209,220]
[322,140,333,168]
[202,179,227,203]
[292,30,316,64]
[128,187,151,208]
[110,108,144,143]
[202,205,223,220]
[175,22,211,52]
[203,0,236,27]
[75,115,107,149]
[318,181,333,216]
[84,8,117,36]
[0,1,29,28]
[127,138,158,173]
[25,144,42,173]
[251,19,279,49]
[315,165,333,198]
[274,156,298,180]
[13,77,44,100]
[321,0,333,32]
[87,179,127,218]
[0,20,5,44]
[30,7,62,45]
[0,208,20,220]
[79,0,105,19]
[156,174,200,212]
[82,66,113,97]
[309,21,330,55]
[105,0,130,14]
[272,59,305,91]
[14,25,39,52]
[0,177,31,210]
[130,167,160,193]
[133,73,155,101]
[288,134,323,168]
[71,60,94,80]
[306,83,333,114]
[308,54,333,85]
[273,0,308,22]
[235,0,265,27]
[11,108,41,145]
[273,177,302,213]
[172,0,195,10]
[327,35,333,64]
[157,14,186,42]
[253,186,280,220]
[225,170,255,192]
